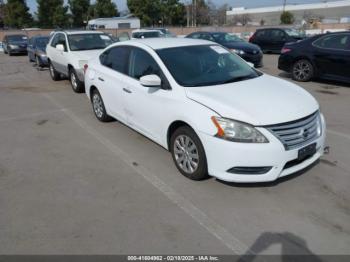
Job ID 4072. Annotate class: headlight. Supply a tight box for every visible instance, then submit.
[79,60,88,68]
[230,49,245,55]
[316,114,322,137]
[211,116,269,143]
[9,44,18,49]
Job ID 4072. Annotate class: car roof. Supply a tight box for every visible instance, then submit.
[55,30,105,35]
[114,38,213,50]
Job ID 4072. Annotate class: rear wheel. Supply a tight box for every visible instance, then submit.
[292,59,314,82]
[69,68,84,93]
[91,89,113,122]
[170,126,209,181]
[49,61,61,81]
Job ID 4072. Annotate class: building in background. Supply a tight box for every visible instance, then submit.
[88,15,140,30]
[226,0,350,26]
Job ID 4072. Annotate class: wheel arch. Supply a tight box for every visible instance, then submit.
[167,120,195,151]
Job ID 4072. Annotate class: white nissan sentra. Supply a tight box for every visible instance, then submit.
[84,38,326,183]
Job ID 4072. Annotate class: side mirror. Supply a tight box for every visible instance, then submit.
[140,74,161,87]
[247,62,255,68]
[56,44,64,51]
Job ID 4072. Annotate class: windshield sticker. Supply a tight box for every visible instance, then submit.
[210,45,229,54]
[100,35,110,40]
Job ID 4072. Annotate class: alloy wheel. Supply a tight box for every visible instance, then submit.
[71,72,78,90]
[173,135,199,174]
[92,94,104,119]
[293,61,311,81]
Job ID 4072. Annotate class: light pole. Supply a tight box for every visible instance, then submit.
[283,0,287,12]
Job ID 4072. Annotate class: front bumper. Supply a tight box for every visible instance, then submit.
[199,114,326,183]
[241,53,263,68]
[8,46,27,54]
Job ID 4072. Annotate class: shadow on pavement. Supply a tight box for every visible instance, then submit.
[238,232,323,262]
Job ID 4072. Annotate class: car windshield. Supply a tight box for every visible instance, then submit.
[132,31,163,39]
[157,45,261,87]
[285,29,304,37]
[213,33,244,43]
[36,37,49,48]
[68,34,113,51]
[8,35,27,42]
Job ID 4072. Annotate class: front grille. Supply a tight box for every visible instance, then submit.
[266,111,320,150]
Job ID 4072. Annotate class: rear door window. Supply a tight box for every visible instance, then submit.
[100,46,130,74]
[314,34,350,50]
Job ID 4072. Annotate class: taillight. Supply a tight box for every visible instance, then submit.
[281,47,292,54]
[249,33,256,42]
[83,64,88,74]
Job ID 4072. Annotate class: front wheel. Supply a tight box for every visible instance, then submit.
[170,126,209,181]
[292,59,314,82]
[91,89,113,122]
[69,68,84,93]
[49,61,61,81]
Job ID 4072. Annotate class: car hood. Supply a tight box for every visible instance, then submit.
[185,74,319,126]
[222,41,261,52]
[71,50,103,60]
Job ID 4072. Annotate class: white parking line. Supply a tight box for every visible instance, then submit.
[0,109,65,122]
[327,129,350,141]
[42,93,253,255]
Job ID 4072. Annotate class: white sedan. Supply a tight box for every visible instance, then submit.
[84,38,326,183]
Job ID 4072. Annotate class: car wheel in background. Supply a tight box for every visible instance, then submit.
[170,126,209,181]
[91,89,113,122]
[49,61,61,81]
[292,59,314,82]
[69,68,84,93]
[36,56,42,67]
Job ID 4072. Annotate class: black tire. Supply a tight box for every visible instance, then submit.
[91,89,113,122]
[49,61,61,81]
[69,68,84,93]
[8,51,12,56]
[170,126,209,181]
[4,48,8,54]
[292,59,314,82]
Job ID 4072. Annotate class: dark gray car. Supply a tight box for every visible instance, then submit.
[3,34,28,56]
[27,36,50,67]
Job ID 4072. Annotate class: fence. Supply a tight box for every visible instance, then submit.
[1,23,349,40]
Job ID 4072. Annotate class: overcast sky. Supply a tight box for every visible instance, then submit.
[25,0,343,13]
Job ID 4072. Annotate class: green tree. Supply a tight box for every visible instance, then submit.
[69,0,90,27]
[95,0,118,18]
[0,0,5,28]
[128,0,185,26]
[4,0,33,28]
[37,0,69,28]
[280,11,294,24]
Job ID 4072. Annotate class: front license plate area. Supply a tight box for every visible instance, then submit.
[298,143,317,161]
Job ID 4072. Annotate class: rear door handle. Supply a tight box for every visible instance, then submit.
[98,77,104,82]
[123,88,132,94]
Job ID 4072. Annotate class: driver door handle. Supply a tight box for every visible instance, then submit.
[123,88,132,94]
[98,77,105,82]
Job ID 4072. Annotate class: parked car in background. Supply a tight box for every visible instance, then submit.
[278,32,350,83]
[186,31,263,67]
[144,28,176,37]
[0,42,3,52]
[46,30,114,93]
[250,28,306,54]
[28,35,50,67]
[131,29,165,39]
[3,34,28,56]
[84,38,325,183]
